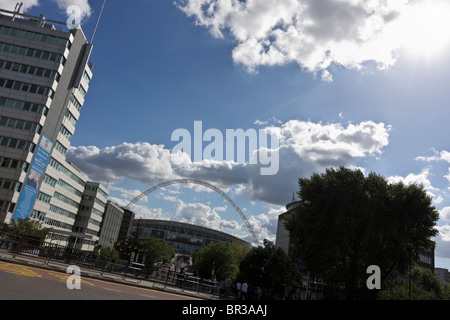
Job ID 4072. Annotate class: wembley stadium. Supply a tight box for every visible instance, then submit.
[134,219,250,255]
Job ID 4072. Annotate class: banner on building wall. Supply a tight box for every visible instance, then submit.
[13,134,54,220]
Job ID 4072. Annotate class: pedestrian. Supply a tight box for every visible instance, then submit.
[241,281,248,300]
[225,275,232,298]
[177,267,185,288]
[247,282,254,300]
[236,281,241,300]
[219,280,225,298]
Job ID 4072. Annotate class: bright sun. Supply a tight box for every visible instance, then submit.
[398,1,450,58]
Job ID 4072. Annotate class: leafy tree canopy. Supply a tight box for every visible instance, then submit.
[192,242,240,280]
[284,166,439,300]
[237,239,296,297]
[1,218,49,238]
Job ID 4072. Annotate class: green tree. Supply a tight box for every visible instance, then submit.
[118,219,143,261]
[4,218,49,239]
[285,167,439,300]
[379,267,446,300]
[231,241,251,262]
[192,242,239,280]
[99,246,120,259]
[237,239,295,298]
[141,237,175,271]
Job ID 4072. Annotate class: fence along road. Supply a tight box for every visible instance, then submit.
[0,230,219,300]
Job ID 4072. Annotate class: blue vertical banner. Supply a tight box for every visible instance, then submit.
[13,134,54,220]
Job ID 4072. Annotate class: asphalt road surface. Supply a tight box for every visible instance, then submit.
[0,261,201,300]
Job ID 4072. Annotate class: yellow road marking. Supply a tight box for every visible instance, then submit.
[0,261,202,299]
[0,261,42,278]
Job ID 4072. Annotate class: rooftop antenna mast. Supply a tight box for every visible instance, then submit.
[12,2,23,21]
[90,0,106,44]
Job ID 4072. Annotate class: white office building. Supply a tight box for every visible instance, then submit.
[0,5,107,251]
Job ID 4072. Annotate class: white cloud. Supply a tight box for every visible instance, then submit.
[416,149,450,186]
[107,196,163,220]
[176,0,412,78]
[440,207,450,222]
[66,142,174,184]
[108,186,148,202]
[173,199,242,232]
[71,119,391,244]
[437,225,450,242]
[0,0,39,12]
[1,0,92,22]
[386,168,447,206]
[387,168,437,191]
[68,119,391,207]
[445,169,450,184]
[254,120,268,126]
[52,0,92,20]
[416,149,450,163]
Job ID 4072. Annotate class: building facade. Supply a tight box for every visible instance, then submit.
[275,199,301,254]
[0,7,107,251]
[117,208,135,245]
[134,219,249,256]
[435,267,450,283]
[98,200,124,248]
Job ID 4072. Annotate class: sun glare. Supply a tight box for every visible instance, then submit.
[398,1,450,58]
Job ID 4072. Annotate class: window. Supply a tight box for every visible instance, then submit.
[0,41,66,65]
[37,192,51,204]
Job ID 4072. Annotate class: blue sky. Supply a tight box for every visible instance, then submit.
[10,0,450,269]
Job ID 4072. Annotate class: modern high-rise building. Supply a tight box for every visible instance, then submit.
[0,5,107,251]
[98,200,124,249]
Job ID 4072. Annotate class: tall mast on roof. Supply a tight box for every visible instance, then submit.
[90,0,106,44]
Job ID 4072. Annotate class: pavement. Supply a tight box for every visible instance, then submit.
[0,249,220,300]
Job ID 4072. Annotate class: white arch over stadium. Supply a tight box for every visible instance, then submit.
[124,179,259,246]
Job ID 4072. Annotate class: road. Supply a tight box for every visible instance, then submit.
[0,261,201,300]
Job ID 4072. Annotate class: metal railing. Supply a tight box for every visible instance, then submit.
[0,230,220,297]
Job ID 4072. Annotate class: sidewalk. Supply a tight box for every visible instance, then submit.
[0,249,219,300]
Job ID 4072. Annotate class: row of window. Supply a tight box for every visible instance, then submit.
[69,94,82,112]
[77,83,86,97]
[59,124,72,141]
[57,178,83,198]
[0,178,21,192]
[0,114,42,134]
[54,141,67,156]
[49,204,76,220]
[0,135,36,153]
[30,209,45,221]
[0,96,49,115]
[48,157,85,188]
[79,205,104,218]
[53,191,79,208]
[0,41,66,65]
[82,70,91,85]
[43,216,73,231]
[82,194,106,208]
[43,174,57,187]
[72,226,98,237]
[0,77,55,98]
[85,184,108,199]
[37,191,51,203]
[75,214,101,227]
[85,228,98,236]
[64,109,77,126]
[0,156,28,172]
[0,200,12,212]
[0,59,60,82]
[0,25,70,48]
